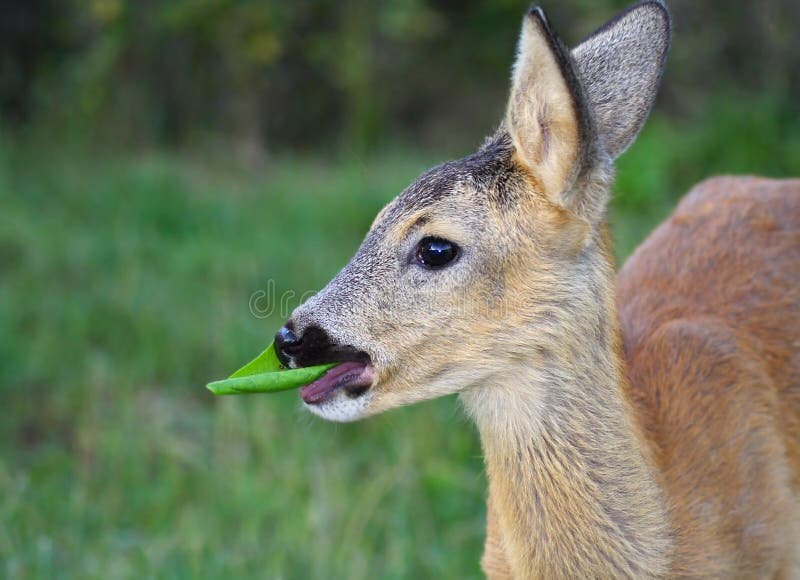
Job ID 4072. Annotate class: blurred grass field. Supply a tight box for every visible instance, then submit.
[2,94,799,578]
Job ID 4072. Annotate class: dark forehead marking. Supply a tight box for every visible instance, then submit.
[411,214,429,228]
[395,131,523,212]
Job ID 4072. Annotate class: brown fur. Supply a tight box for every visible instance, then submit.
[472,177,800,578]
[618,176,800,577]
[283,3,800,577]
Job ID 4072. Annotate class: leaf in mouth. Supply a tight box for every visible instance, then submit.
[206,341,336,395]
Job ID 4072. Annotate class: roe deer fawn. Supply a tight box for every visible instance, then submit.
[273,1,800,576]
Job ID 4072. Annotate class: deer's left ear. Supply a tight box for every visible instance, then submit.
[506,7,592,217]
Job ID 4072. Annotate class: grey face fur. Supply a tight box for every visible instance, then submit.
[292,134,526,421]
[288,1,671,422]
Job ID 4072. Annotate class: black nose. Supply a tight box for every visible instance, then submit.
[273,323,370,368]
[275,324,302,366]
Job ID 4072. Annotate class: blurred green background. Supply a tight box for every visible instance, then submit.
[1,0,799,578]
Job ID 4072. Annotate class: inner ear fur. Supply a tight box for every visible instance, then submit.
[506,7,593,218]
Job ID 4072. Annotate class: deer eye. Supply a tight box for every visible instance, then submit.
[415,237,459,269]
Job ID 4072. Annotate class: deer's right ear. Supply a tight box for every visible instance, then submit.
[572,1,671,159]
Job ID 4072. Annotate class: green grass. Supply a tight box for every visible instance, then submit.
[1,96,799,578]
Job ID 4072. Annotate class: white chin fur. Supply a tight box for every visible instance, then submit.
[303,388,374,422]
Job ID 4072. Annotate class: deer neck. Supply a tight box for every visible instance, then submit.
[460,239,672,577]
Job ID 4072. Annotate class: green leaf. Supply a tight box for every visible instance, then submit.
[206,340,337,395]
[229,340,283,378]
[206,364,337,395]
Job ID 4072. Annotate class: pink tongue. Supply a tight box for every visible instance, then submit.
[300,361,372,404]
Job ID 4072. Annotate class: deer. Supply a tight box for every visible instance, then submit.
[270,1,800,577]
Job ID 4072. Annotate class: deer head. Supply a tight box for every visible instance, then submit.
[276,1,671,422]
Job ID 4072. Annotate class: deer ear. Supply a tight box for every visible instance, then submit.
[506,7,591,209]
[572,1,671,159]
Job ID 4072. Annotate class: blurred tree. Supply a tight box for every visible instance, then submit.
[0,0,63,125]
[0,0,797,152]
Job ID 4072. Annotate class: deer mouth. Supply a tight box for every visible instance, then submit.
[300,361,375,405]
